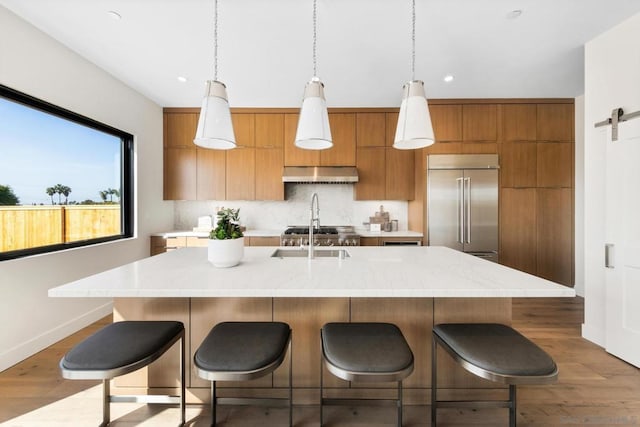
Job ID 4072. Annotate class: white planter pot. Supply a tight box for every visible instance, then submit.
[207,237,244,268]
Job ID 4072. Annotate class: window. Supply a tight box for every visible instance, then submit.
[0,84,133,261]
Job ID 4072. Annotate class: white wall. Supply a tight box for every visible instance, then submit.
[174,184,409,231]
[0,6,173,370]
[582,11,640,346]
[574,95,585,297]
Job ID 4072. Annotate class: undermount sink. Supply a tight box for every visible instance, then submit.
[271,248,351,259]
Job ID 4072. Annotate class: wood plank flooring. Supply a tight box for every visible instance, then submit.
[1,297,639,426]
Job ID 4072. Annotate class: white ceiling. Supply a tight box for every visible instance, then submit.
[2,0,640,108]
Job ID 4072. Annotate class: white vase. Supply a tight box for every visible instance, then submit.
[207,237,244,268]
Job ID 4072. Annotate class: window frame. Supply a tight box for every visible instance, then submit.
[0,84,134,261]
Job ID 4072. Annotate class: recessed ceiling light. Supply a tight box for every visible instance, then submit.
[506,9,523,19]
[177,76,188,83]
[443,75,454,83]
[107,10,122,20]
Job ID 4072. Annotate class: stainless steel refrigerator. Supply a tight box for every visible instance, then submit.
[427,154,499,262]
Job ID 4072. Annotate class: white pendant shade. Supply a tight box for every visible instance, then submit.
[295,78,332,150]
[194,80,236,150]
[393,80,435,150]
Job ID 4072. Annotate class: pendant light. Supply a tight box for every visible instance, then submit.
[394,0,435,150]
[295,0,332,150]
[194,0,236,150]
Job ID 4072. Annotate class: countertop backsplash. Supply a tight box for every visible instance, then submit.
[173,184,409,231]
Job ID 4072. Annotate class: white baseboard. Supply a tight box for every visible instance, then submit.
[0,302,113,372]
[582,322,605,348]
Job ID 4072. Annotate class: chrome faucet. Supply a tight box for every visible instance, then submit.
[309,192,320,259]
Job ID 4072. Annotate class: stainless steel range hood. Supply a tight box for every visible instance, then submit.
[282,166,359,183]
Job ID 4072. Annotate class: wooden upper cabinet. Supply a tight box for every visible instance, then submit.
[226,114,256,200]
[356,113,386,147]
[321,113,356,166]
[537,104,574,142]
[386,148,414,200]
[430,104,462,142]
[164,148,196,200]
[500,142,537,188]
[164,113,198,147]
[355,147,385,200]
[255,114,284,148]
[463,104,497,142]
[256,148,284,200]
[385,112,399,146]
[284,113,320,166]
[196,149,225,200]
[502,104,537,141]
[537,142,572,188]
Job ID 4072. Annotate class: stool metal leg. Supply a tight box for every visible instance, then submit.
[180,334,186,426]
[509,385,516,427]
[102,379,110,427]
[319,350,324,427]
[397,381,403,427]
[211,380,217,427]
[431,334,437,427]
[289,340,293,427]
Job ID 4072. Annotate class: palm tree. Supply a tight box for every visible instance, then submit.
[45,187,55,204]
[99,190,108,203]
[111,188,120,203]
[60,185,71,204]
[53,184,64,204]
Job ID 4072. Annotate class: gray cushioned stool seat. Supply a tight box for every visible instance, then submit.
[322,322,414,375]
[431,323,558,427]
[194,321,293,427]
[62,321,184,373]
[60,320,185,427]
[320,322,414,427]
[194,322,290,373]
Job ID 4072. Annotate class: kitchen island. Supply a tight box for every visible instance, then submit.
[49,246,574,404]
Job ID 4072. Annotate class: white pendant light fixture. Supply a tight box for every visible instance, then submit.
[295,0,332,150]
[194,0,236,150]
[394,0,435,150]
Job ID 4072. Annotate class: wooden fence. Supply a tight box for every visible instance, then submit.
[0,205,121,252]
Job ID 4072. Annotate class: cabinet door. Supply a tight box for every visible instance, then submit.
[463,104,497,142]
[164,148,196,200]
[321,113,356,166]
[356,112,386,147]
[385,148,414,200]
[537,104,574,142]
[537,142,572,188]
[500,142,537,188]
[255,148,284,200]
[502,104,536,141]
[537,188,572,285]
[255,113,283,148]
[430,104,462,142]
[359,237,380,246]
[196,148,225,200]
[164,113,198,147]
[499,188,536,275]
[284,113,320,166]
[355,147,385,200]
[226,148,255,200]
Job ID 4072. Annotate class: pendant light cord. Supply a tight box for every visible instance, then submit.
[214,0,219,81]
[313,0,318,77]
[411,0,416,81]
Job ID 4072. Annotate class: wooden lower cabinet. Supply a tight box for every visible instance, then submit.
[537,188,572,285]
[500,188,537,275]
[112,297,513,404]
[246,236,280,246]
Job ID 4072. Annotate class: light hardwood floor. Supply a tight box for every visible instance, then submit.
[1,297,639,426]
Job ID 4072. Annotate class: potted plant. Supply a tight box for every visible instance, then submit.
[207,208,244,267]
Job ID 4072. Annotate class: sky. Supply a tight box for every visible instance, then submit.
[0,97,121,205]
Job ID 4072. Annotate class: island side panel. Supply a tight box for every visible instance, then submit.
[433,297,512,392]
[113,298,190,390]
[350,298,433,404]
[273,297,350,404]
[190,297,273,389]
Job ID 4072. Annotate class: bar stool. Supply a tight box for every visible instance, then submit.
[431,323,558,427]
[194,321,293,426]
[320,322,414,427]
[60,320,185,427]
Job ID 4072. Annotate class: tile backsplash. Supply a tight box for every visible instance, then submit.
[174,184,409,231]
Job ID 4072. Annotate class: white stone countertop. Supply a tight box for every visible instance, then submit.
[49,246,575,299]
[151,229,424,238]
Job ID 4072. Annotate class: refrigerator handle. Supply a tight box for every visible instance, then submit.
[456,177,464,244]
[464,177,471,244]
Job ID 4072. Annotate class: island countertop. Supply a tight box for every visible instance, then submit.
[48,246,575,298]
